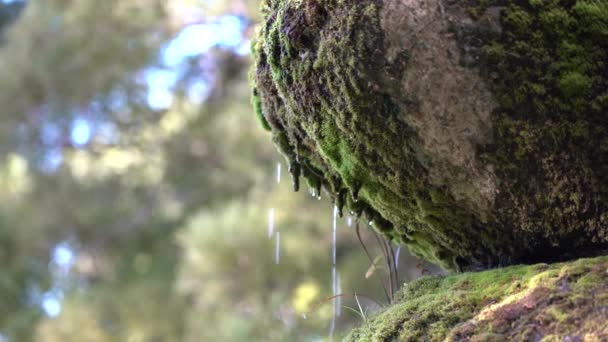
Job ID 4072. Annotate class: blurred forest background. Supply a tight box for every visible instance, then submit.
[0,1,439,341]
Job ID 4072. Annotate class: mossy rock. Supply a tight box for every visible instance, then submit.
[346,255,608,341]
[251,0,608,270]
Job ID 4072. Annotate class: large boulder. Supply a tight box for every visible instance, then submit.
[251,0,608,270]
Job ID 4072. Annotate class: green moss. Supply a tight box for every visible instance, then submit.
[573,0,608,36]
[474,0,608,261]
[251,0,519,271]
[478,0,607,116]
[346,256,608,341]
[251,0,608,270]
[558,71,592,97]
[251,87,271,131]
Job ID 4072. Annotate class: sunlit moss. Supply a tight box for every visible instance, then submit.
[346,256,608,341]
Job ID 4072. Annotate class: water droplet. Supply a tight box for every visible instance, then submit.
[395,246,402,269]
[347,216,353,227]
[275,231,280,265]
[276,162,281,183]
[315,182,322,199]
[268,208,275,238]
[336,190,345,218]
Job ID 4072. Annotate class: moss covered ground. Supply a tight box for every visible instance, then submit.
[346,255,608,341]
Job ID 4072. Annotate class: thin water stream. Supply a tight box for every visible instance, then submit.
[330,205,339,341]
[268,208,275,238]
[275,231,280,264]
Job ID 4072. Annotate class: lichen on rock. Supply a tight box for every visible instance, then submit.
[345,255,608,341]
[251,0,608,270]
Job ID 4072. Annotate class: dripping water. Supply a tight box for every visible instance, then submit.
[346,216,353,227]
[336,271,341,317]
[332,205,337,266]
[329,310,335,341]
[309,187,316,198]
[395,246,402,269]
[329,205,339,341]
[276,161,281,183]
[329,265,337,342]
[275,231,280,265]
[268,208,275,238]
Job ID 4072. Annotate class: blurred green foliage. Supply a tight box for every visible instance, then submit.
[0,1,436,341]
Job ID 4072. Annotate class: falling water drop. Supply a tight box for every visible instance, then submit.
[347,216,353,227]
[268,208,275,238]
[336,271,341,317]
[330,205,339,342]
[395,246,402,269]
[329,314,335,342]
[315,182,322,199]
[332,205,338,266]
[332,265,337,297]
[330,265,337,342]
[276,162,281,183]
[275,231,280,265]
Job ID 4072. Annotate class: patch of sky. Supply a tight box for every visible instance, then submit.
[41,289,63,318]
[145,15,246,109]
[145,68,178,110]
[236,39,251,56]
[40,148,63,174]
[71,118,92,147]
[162,15,245,67]
[52,243,75,268]
[49,242,76,280]
[26,283,64,318]
[187,80,210,104]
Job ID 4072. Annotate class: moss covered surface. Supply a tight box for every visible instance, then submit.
[346,255,608,341]
[251,0,608,270]
[474,0,608,252]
